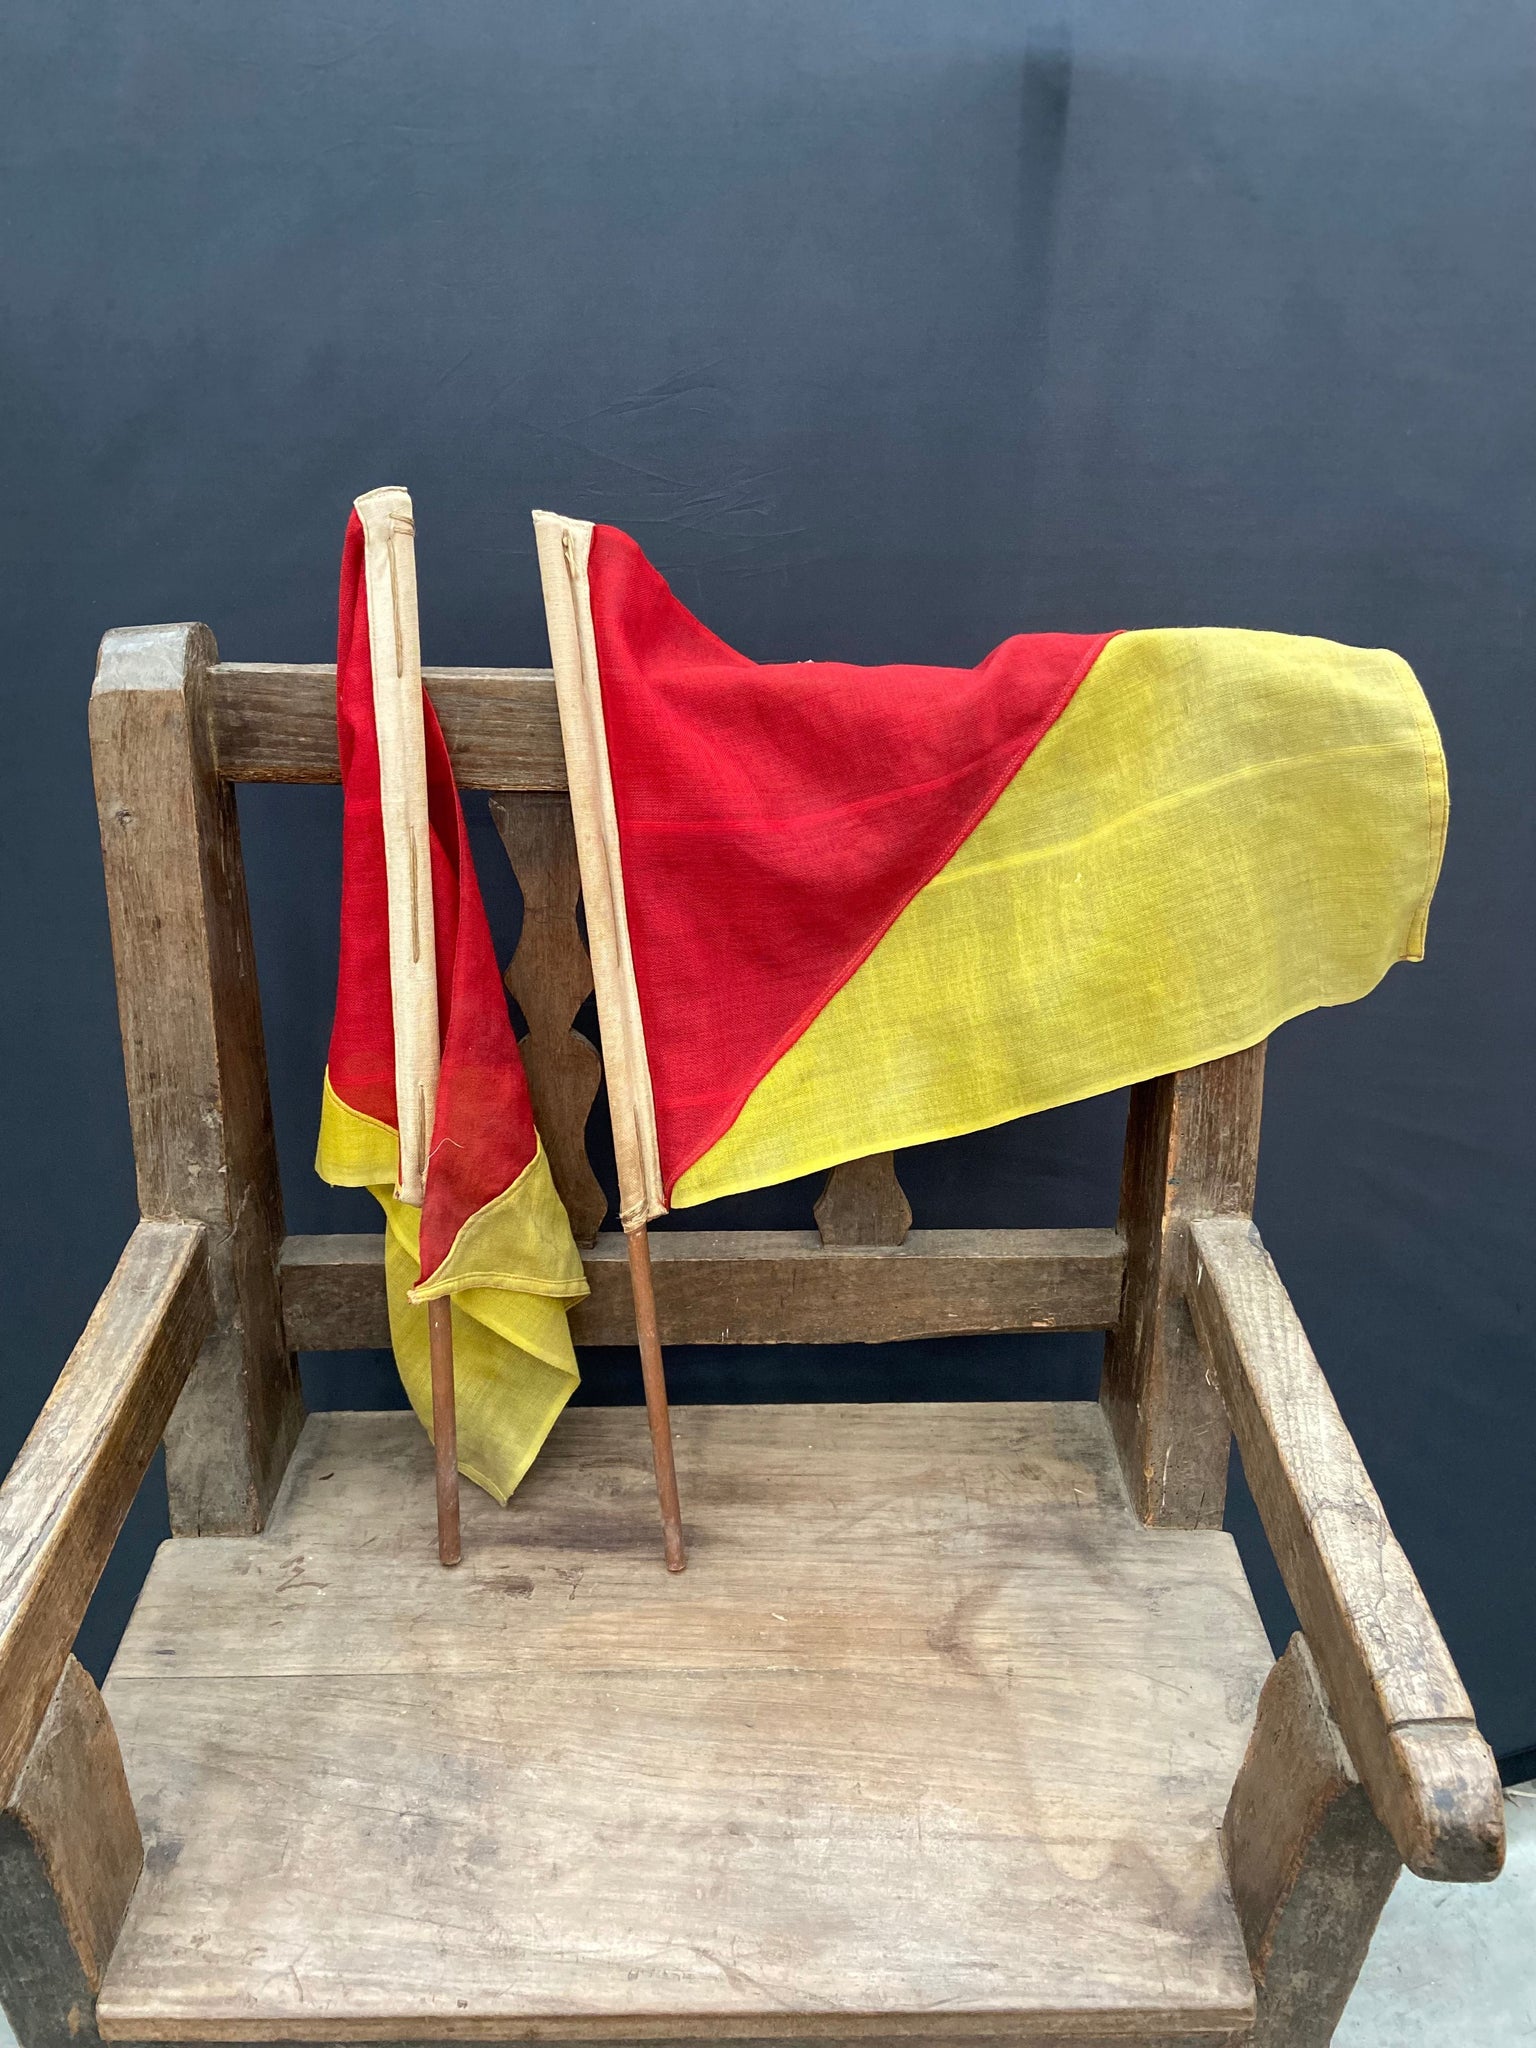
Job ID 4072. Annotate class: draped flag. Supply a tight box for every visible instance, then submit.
[534,513,1448,1225]
[318,503,588,1502]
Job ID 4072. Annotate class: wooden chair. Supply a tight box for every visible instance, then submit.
[0,622,1504,2048]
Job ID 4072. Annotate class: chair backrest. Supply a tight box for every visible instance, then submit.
[90,624,1265,1542]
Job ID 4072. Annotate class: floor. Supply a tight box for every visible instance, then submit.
[1333,1780,1536,2046]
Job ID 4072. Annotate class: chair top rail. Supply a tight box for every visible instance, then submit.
[1187,1214,1504,1883]
[0,1222,212,1800]
[210,661,567,789]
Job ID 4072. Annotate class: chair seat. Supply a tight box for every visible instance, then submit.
[97,1402,1269,2045]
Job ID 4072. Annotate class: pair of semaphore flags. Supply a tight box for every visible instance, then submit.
[318,499,1448,1502]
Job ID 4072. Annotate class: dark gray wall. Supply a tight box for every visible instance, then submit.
[3,3,1532,1755]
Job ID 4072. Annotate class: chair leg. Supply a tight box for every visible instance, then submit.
[0,1658,142,2048]
[1224,1634,1401,2046]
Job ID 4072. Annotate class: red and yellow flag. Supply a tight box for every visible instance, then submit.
[535,515,1447,1224]
[318,507,588,1501]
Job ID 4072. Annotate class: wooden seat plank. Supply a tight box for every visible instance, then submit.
[98,1406,1267,2044]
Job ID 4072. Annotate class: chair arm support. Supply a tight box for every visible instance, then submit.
[0,1222,212,1802]
[1187,1215,1504,1882]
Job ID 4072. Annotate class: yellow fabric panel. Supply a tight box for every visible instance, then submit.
[675,627,1446,1207]
[315,1075,586,1503]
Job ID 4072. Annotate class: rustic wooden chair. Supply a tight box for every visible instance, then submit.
[0,622,1504,2048]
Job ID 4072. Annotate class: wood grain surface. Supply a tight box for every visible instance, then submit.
[210,662,566,789]
[98,1405,1267,2043]
[814,1154,913,1247]
[1222,1635,1400,2048]
[0,1658,142,2048]
[1099,1046,1265,1529]
[280,1227,1127,1352]
[1188,1216,1504,1882]
[91,625,304,1533]
[0,1222,210,1802]
[490,792,607,1242]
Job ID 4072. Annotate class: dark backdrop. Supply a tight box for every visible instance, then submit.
[3,2,1532,1760]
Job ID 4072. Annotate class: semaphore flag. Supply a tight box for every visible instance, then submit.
[318,497,588,1502]
[534,513,1447,1227]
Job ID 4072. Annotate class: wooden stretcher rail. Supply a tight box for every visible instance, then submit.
[1187,1215,1504,1883]
[211,661,567,789]
[0,1222,212,1802]
[281,1227,1127,1352]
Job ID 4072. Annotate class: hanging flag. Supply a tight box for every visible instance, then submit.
[534,513,1448,1223]
[318,500,588,1502]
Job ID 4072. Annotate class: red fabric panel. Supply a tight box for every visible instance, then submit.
[327,511,538,1282]
[587,524,1116,1199]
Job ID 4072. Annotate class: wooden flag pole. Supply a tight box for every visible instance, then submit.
[533,510,685,1572]
[427,1298,460,1565]
[625,1225,686,1572]
[356,486,460,1568]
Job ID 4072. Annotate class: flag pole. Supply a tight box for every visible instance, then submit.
[427,1298,460,1565]
[356,487,460,1568]
[533,511,685,1572]
[625,1225,686,1572]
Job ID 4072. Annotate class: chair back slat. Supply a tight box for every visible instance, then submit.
[490,793,607,1244]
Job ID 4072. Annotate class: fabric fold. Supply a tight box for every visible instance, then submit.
[319,507,588,1503]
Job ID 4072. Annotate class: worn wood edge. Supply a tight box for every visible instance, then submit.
[95,2014,1251,2044]
[209,662,567,789]
[0,1223,212,1802]
[1188,1217,1504,1882]
[1222,1635,1400,2045]
[279,1227,1127,1351]
[0,1657,142,2048]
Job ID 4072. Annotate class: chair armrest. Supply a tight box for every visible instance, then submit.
[1187,1215,1504,1882]
[0,1221,211,1800]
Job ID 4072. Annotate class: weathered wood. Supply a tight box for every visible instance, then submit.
[280,1226,1126,1352]
[0,1223,211,1803]
[210,661,567,789]
[91,625,304,1533]
[814,1154,912,1247]
[624,1226,687,1572]
[426,1297,461,1568]
[1223,1635,1401,2048]
[197,1401,1140,1561]
[98,1405,1267,2042]
[0,1659,142,2048]
[1099,1045,1266,1528]
[490,792,606,1243]
[1189,1216,1504,1882]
